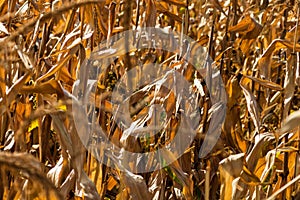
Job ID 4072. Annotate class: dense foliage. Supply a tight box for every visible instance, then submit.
[0,0,300,199]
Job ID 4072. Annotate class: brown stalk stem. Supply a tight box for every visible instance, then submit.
[135,0,141,30]
[280,2,290,199]
[293,4,300,54]
[124,0,133,86]
[205,160,211,200]
[206,11,215,93]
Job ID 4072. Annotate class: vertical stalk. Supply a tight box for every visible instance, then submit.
[38,94,43,163]
[280,1,291,199]
[135,0,141,30]
[124,0,133,66]
[124,0,133,91]
[205,160,211,200]
[220,4,231,84]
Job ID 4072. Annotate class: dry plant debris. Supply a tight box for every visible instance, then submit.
[0,0,300,199]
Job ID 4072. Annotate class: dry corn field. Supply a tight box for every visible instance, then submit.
[1,0,300,199]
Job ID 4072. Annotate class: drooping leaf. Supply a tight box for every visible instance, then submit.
[240,76,261,133]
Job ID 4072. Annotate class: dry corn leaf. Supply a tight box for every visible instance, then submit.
[240,76,261,133]
[0,22,8,34]
[21,79,64,97]
[210,0,227,17]
[145,0,157,27]
[2,130,14,151]
[161,149,193,198]
[0,0,5,10]
[0,65,5,98]
[243,74,283,91]
[283,55,296,119]
[59,170,76,198]
[120,169,151,200]
[229,15,262,54]
[229,15,258,34]
[162,0,186,7]
[51,111,100,200]
[155,2,183,23]
[256,39,300,79]
[278,110,300,135]
[37,48,79,83]
[148,170,167,199]
[47,156,71,188]
[219,153,244,200]
[0,72,31,115]
[0,152,63,199]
